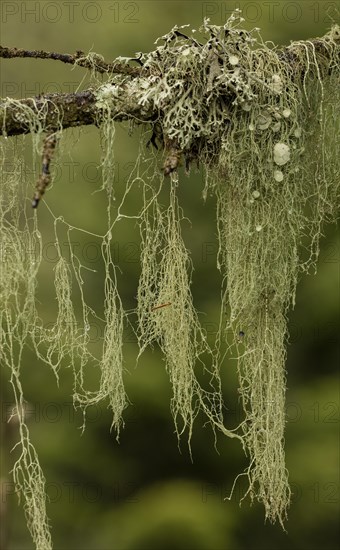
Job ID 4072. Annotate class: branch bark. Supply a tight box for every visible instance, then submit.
[0,89,155,137]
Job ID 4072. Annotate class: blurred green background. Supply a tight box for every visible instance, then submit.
[1,2,339,549]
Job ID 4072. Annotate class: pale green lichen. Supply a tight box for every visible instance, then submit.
[127,11,339,525]
[1,12,339,546]
[0,139,52,549]
[137,173,225,447]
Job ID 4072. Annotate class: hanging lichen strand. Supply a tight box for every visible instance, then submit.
[204,20,340,525]
[72,118,128,437]
[0,114,127,548]
[137,173,227,446]
[119,12,339,525]
[0,141,52,549]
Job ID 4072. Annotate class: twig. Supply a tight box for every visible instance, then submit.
[32,133,58,208]
[163,138,182,176]
[151,302,172,311]
[0,46,143,77]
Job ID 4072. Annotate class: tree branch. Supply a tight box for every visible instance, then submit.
[0,46,143,77]
[0,89,155,137]
[1,26,339,139]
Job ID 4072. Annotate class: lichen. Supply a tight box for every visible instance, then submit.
[137,172,225,447]
[127,10,339,525]
[1,11,339,547]
[0,138,52,549]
